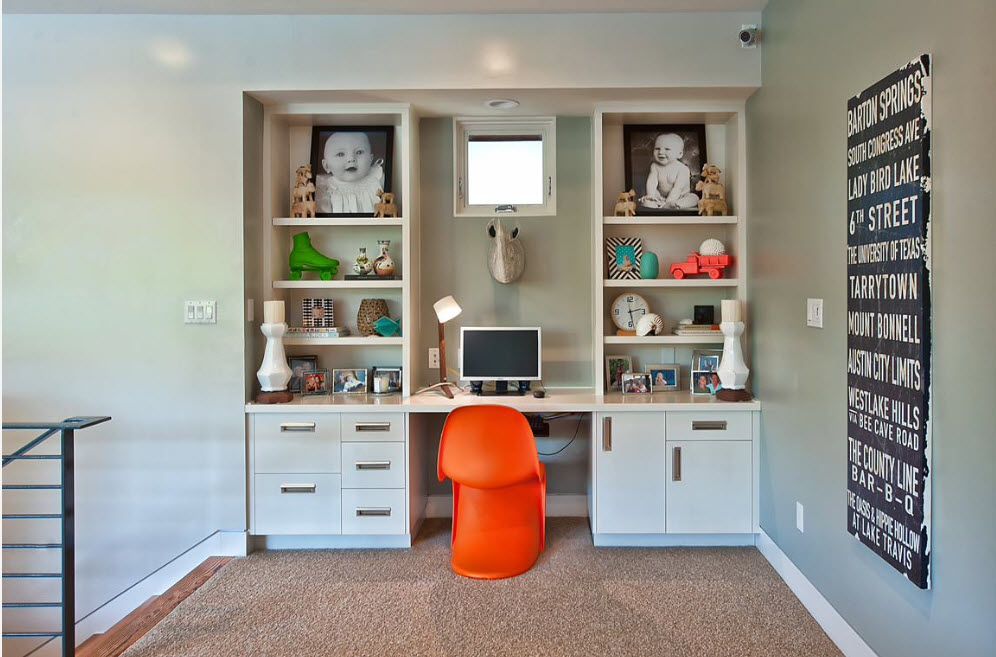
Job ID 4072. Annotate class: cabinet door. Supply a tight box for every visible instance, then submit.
[595,413,667,533]
[666,440,752,533]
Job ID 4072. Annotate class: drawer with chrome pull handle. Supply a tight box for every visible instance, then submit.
[280,483,317,494]
[665,412,751,441]
[341,488,405,535]
[253,473,341,535]
[341,414,404,442]
[342,442,405,488]
[254,414,341,474]
[355,507,392,517]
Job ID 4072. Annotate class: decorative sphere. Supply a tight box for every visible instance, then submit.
[699,238,726,256]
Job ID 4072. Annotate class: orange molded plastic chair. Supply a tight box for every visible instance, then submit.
[437,405,546,579]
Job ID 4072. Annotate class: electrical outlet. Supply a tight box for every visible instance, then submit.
[807,298,823,328]
[185,300,217,324]
[428,348,440,369]
[796,502,805,533]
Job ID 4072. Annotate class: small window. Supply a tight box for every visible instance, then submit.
[454,117,556,217]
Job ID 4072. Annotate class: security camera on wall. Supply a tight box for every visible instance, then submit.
[739,24,759,48]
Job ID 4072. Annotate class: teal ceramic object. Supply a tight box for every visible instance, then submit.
[289,232,339,281]
[641,252,660,279]
[373,316,402,337]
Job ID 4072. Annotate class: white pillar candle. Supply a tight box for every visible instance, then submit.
[263,300,285,324]
[721,299,741,323]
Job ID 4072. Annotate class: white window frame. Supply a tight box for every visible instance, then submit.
[453,116,557,217]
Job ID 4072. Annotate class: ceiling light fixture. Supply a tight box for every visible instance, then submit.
[485,98,520,110]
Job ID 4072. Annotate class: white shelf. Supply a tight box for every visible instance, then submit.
[604,335,724,345]
[273,280,404,289]
[603,278,738,288]
[283,336,403,346]
[273,217,404,226]
[603,216,738,225]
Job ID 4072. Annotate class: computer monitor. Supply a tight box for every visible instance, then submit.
[459,327,542,381]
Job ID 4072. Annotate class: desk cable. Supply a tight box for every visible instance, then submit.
[536,413,586,456]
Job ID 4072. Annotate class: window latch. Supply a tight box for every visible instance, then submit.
[495,205,518,214]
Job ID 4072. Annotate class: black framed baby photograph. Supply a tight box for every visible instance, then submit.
[623,124,707,215]
[310,126,394,217]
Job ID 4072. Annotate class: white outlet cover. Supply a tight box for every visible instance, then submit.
[796,501,805,533]
[428,348,440,369]
[806,298,823,328]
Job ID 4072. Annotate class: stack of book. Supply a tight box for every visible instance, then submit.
[673,323,721,337]
[287,326,351,338]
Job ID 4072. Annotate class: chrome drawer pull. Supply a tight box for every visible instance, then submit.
[602,417,612,452]
[280,422,316,432]
[672,447,682,482]
[280,484,317,494]
[355,461,391,470]
[354,422,391,432]
[692,420,728,431]
[355,507,392,517]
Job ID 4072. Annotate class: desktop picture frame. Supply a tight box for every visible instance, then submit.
[332,368,368,394]
[691,370,723,396]
[647,364,680,392]
[310,125,394,218]
[371,366,402,395]
[623,123,707,216]
[604,355,633,392]
[288,355,319,394]
[301,368,330,396]
[692,349,722,373]
[605,237,643,280]
[621,372,652,395]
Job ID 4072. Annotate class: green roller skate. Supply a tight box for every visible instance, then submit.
[289,232,339,281]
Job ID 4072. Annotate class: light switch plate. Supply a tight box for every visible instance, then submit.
[185,300,217,324]
[796,502,805,533]
[807,298,823,328]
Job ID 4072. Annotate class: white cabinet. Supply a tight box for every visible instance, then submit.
[665,440,752,534]
[594,413,668,534]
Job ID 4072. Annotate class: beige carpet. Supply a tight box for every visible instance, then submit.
[122,519,841,657]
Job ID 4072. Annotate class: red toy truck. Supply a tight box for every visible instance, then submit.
[669,252,733,280]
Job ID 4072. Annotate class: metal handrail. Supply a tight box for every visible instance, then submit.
[2,416,110,657]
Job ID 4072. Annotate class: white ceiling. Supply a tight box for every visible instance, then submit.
[4,0,768,14]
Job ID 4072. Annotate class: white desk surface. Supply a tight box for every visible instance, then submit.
[245,388,761,413]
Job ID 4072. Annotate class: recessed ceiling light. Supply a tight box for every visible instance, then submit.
[485,98,520,110]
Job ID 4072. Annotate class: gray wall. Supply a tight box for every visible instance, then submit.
[747,2,995,656]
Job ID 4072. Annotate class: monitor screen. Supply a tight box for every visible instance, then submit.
[460,327,542,381]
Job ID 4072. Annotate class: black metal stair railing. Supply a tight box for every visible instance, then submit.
[2,416,111,656]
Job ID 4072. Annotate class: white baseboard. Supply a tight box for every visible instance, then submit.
[593,532,756,547]
[425,493,588,519]
[73,529,246,645]
[756,530,877,657]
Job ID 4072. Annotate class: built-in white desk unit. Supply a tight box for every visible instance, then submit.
[245,92,758,550]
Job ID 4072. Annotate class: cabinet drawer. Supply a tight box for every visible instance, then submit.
[665,412,751,441]
[341,488,406,535]
[341,413,404,442]
[254,413,341,473]
[342,442,406,489]
[253,474,341,535]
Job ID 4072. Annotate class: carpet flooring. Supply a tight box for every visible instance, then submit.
[122,519,842,657]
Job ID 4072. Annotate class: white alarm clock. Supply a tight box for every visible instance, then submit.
[610,293,650,331]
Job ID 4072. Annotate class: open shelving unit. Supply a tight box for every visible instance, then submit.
[259,102,417,396]
[592,101,748,395]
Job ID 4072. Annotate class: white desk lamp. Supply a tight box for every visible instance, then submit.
[416,295,462,398]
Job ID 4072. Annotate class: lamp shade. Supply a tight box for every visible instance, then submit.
[433,296,462,323]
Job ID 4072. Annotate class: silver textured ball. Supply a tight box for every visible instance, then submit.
[699,238,727,256]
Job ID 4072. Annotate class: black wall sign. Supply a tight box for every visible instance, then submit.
[846,55,932,589]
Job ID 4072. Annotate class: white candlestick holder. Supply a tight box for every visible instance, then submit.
[716,321,752,401]
[256,322,293,403]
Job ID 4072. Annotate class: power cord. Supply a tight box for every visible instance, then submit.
[537,413,586,456]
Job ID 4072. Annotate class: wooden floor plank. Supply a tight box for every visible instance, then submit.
[76,556,232,657]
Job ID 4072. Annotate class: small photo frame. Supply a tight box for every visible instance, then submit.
[623,124,707,216]
[311,126,394,217]
[332,368,368,394]
[647,364,680,392]
[302,298,335,328]
[692,370,723,396]
[301,369,330,396]
[288,355,318,393]
[604,355,633,391]
[692,349,722,373]
[605,237,643,280]
[621,372,652,395]
[371,366,402,395]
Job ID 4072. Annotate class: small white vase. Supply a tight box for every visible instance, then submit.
[257,322,292,392]
[717,321,749,390]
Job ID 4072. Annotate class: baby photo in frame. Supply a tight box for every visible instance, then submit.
[311,126,394,217]
[332,368,368,394]
[648,364,680,392]
[624,124,707,216]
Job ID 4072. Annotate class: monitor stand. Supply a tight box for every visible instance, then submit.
[470,381,532,396]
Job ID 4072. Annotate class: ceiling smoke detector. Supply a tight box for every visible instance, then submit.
[484,98,520,110]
